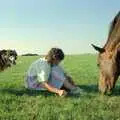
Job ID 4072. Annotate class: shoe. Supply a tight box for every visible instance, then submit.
[69,87,83,95]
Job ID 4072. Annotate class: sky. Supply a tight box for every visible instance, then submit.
[0,0,120,55]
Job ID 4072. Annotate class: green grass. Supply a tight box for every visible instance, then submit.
[0,55,120,120]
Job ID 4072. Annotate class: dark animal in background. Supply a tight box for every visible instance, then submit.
[92,11,120,94]
[0,50,17,71]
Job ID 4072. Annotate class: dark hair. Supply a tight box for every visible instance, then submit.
[45,48,64,62]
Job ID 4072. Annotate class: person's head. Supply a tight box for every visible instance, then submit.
[45,48,64,65]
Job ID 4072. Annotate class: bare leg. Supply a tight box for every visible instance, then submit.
[63,77,85,95]
[63,79,76,91]
[65,75,76,86]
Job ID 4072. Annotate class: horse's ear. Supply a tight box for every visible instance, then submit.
[91,44,105,53]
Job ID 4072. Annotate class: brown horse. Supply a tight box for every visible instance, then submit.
[0,50,17,71]
[92,11,120,94]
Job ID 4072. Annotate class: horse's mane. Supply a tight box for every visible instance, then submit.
[104,11,120,51]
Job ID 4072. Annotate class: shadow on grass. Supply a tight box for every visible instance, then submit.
[0,84,98,97]
[78,84,120,96]
[110,86,120,96]
[0,88,55,97]
[80,84,120,95]
[78,84,98,93]
[1,84,120,97]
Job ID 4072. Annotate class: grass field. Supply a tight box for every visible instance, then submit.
[0,55,120,120]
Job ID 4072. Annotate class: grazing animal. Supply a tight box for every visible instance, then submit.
[0,50,17,71]
[92,11,120,94]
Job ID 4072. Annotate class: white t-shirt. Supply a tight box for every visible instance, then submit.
[26,58,51,83]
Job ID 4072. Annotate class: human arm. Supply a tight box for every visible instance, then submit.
[42,82,67,96]
[37,62,67,96]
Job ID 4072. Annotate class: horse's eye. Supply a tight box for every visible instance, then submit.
[97,63,100,67]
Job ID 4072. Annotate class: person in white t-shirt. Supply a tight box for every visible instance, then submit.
[25,48,83,96]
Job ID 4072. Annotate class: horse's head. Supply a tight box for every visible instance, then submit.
[92,44,119,94]
[0,50,17,69]
[92,11,120,94]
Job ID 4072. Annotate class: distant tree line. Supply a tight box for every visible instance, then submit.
[22,53,39,56]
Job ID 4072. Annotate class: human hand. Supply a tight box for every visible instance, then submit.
[57,90,67,96]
